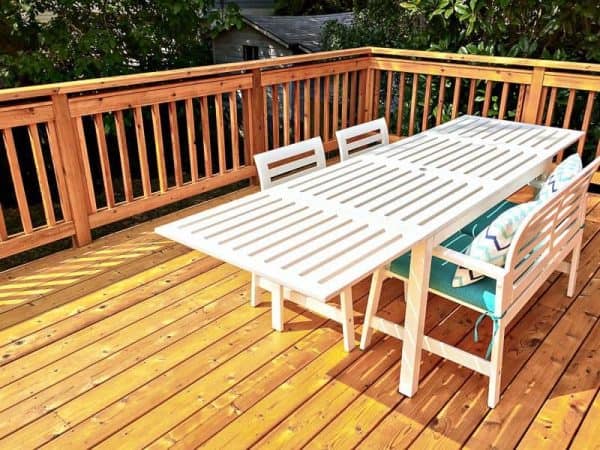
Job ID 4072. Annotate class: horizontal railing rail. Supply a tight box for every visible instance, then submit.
[1,47,599,260]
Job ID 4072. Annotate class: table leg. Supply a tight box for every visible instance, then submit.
[271,285,284,331]
[340,286,355,351]
[399,238,433,397]
[250,273,260,307]
[360,267,385,350]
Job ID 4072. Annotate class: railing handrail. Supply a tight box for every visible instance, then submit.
[369,47,600,73]
[0,48,374,101]
[3,47,600,103]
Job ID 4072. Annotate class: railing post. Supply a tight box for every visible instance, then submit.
[358,63,375,123]
[522,67,546,124]
[51,94,92,247]
[244,68,266,185]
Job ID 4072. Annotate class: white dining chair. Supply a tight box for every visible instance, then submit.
[335,117,389,161]
[250,137,326,306]
[251,137,357,351]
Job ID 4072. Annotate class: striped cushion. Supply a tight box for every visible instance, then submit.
[453,201,539,287]
[538,154,582,202]
[390,232,496,313]
[461,200,518,237]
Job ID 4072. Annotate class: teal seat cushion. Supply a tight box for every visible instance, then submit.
[460,200,517,237]
[390,232,497,313]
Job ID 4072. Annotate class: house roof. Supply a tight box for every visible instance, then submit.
[242,13,353,52]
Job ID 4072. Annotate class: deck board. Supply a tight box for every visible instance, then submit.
[0,188,598,449]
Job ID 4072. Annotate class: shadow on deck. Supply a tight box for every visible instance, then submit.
[0,186,598,449]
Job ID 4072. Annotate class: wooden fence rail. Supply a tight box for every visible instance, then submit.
[1,47,599,259]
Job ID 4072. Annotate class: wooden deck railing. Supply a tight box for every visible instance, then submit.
[1,47,599,259]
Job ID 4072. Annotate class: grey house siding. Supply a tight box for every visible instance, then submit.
[213,26,292,64]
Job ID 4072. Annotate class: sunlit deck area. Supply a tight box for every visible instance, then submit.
[0,186,597,449]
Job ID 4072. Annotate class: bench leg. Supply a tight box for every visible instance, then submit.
[340,286,355,352]
[567,234,583,298]
[250,273,260,307]
[488,320,506,408]
[360,267,385,350]
[271,285,284,331]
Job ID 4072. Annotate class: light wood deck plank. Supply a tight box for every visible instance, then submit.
[0,190,597,450]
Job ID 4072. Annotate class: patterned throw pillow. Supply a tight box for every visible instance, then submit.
[453,201,539,287]
[537,154,582,202]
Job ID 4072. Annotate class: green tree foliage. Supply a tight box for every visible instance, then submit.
[274,0,358,16]
[0,0,242,88]
[322,0,600,62]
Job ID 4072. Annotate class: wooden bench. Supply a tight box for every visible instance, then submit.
[361,156,600,408]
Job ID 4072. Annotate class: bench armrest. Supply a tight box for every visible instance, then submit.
[432,245,507,281]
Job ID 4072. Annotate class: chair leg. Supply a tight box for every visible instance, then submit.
[567,234,583,298]
[360,267,385,350]
[271,285,284,331]
[487,320,506,408]
[340,286,355,352]
[250,273,260,307]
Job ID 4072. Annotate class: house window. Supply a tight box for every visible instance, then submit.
[243,45,260,61]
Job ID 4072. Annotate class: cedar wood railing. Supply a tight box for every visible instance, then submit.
[0,47,599,259]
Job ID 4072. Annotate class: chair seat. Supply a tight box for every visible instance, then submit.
[461,200,517,236]
[390,232,496,313]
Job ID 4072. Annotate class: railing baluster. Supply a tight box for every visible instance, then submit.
[114,110,134,201]
[272,85,280,148]
[436,76,446,125]
[75,117,97,211]
[332,74,340,134]
[168,102,183,186]
[482,80,492,118]
[341,72,349,129]
[563,89,576,128]
[545,87,558,126]
[3,128,33,233]
[396,73,406,135]
[28,124,56,225]
[498,82,510,120]
[372,70,381,118]
[313,78,320,137]
[133,106,151,197]
[349,72,357,126]
[385,71,393,126]
[409,74,418,136]
[214,94,227,174]
[303,80,310,140]
[185,99,198,182]
[294,81,301,143]
[323,76,330,141]
[452,77,462,119]
[422,74,432,130]
[228,93,240,170]
[200,96,212,177]
[282,82,290,146]
[467,79,477,115]
[577,92,596,156]
[0,204,7,240]
[151,104,168,192]
[93,113,115,208]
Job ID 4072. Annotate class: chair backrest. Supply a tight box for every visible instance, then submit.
[253,137,326,190]
[336,117,389,161]
[501,156,600,315]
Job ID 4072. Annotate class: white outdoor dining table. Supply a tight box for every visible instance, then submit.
[155,115,583,398]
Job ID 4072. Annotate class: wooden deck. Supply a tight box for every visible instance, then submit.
[0,186,599,449]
